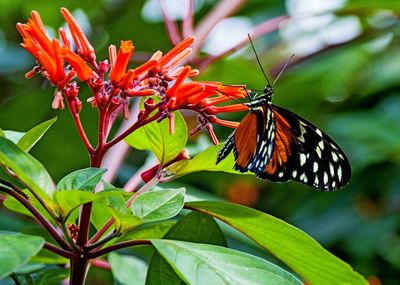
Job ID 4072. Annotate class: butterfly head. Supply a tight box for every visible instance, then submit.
[263,85,274,99]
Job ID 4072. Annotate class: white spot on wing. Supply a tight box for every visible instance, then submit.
[323,172,328,184]
[318,140,324,150]
[313,162,318,173]
[292,170,297,178]
[316,129,323,136]
[332,152,338,162]
[278,172,284,178]
[338,165,342,181]
[316,146,322,158]
[300,153,306,166]
[329,163,334,176]
[314,176,319,186]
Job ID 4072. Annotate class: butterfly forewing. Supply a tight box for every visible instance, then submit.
[259,105,351,191]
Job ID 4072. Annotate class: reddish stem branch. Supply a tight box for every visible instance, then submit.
[66,98,94,154]
[44,242,74,259]
[87,240,151,259]
[105,108,164,149]
[0,186,71,250]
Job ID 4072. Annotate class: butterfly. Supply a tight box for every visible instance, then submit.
[216,38,351,191]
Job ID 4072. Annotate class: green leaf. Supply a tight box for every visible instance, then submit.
[0,136,54,203]
[17,117,57,152]
[118,221,175,242]
[146,212,226,285]
[3,130,25,144]
[110,208,143,233]
[131,188,185,223]
[186,201,368,285]
[152,239,302,285]
[0,128,4,137]
[165,144,242,178]
[37,268,69,285]
[0,231,44,279]
[109,252,147,285]
[56,167,107,191]
[53,190,95,219]
[3,189,53,221]
[125,111,187,164]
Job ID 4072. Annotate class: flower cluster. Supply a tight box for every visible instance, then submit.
[17,8,249,146]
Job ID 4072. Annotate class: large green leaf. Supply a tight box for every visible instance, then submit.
[152,239,302,285]
[125,111,187,164]
[17,117,57,152]
[165,144,242,178]
[53,190,95,219]
[0,136,54,202]
[3,189,53,221]
[186,201,368,285]
[109,252,147,285]
[56,167,106,191]
[146,212,226,285]
[0,231,44,279]
[131,188,185,223]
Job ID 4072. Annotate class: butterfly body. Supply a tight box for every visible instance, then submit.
[216,85,351,191]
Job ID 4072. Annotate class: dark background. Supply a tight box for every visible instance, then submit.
[0,0,399,284]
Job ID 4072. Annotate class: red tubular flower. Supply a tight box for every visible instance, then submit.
[109,40,135,84]
[60,7,95,62]
[61,48,93,81]
[17,10,93,88]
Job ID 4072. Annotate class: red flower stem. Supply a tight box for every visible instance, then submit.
[87,219,114,245]
[44,242,74,259]
[87,240,151,259]
[158,0,182,45]
[0,185,71,250]
[77,106,108,248]
[126,176,158,207]
[105,106,164,149]
[85,230,116,251]
[66,97,94,154]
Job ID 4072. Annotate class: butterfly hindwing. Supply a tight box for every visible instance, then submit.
[257,105,351,191]
[233,108,265,172]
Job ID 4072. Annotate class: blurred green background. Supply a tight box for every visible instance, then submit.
[0,0,400,284]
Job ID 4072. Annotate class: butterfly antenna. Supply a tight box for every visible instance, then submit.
[273,54,295,87]
[248,34,271,87]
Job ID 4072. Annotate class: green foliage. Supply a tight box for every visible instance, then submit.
[109,252,148,285]
[131,188,186,223]
[0,136,54,204]
[146,212,227,285]
[17,117,57,152]
[151,239,302,285]
[186,201,368,285]
[166,144,244,177]
[56,167,106,191]
[125,110,188,164]
[0,231,44,279]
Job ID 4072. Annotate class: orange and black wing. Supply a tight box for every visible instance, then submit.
[256,105,351,191]
[216,106,274,173]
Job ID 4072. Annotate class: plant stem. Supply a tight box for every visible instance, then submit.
[69,254,89,285]
[44,242,74,259]
[87,240,151,259]
[88,219,114,245]
[0,186,70,250]
[66,97,94,154]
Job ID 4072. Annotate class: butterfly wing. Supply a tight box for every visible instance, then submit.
[216,107,274,173]
[256,105,351,191]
